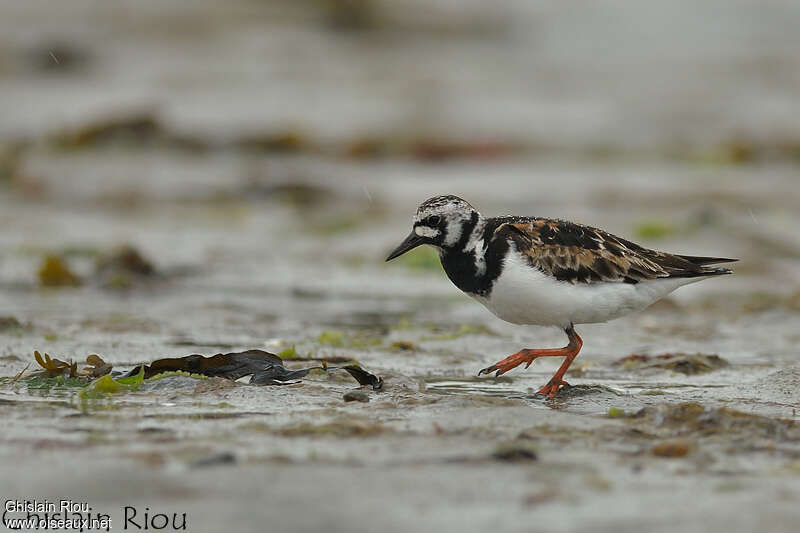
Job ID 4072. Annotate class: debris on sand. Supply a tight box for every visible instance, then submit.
[85,354,113,377]
[81,366,144,396]
[116,349,383,390]
[277,420,387,438]
[235,130,307,153]
[94,244,156,289]
[607,407,627,418]
[343,390,370,403]
[630,403,800,442]
[38,255,81,287]
[389,341,417,352]
[491,441,538,462]
[19,349,383,392]
[190,452,237,468]
[0,316,26,331]
[615,352,729,375]
[33,351,77,377]
[50,113,161,149]
[651,439,691,458]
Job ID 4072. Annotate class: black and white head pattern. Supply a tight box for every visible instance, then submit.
[413,195,480,248]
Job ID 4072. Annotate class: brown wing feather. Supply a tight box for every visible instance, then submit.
[495,219,734,284]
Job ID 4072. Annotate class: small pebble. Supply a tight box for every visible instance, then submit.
[343,390,369,403]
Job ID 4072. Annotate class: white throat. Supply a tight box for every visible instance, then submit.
[462,218,487,276]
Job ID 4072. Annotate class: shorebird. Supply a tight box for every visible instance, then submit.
[386,195,736,398]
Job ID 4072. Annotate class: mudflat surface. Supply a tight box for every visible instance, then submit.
[1,2,800,532]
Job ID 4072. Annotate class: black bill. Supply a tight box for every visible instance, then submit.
[385,231,424,261]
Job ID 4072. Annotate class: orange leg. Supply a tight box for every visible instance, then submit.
[478,325,583,399]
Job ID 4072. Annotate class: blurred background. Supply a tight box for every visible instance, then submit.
[2,0,800,365]
[2,2,800,531]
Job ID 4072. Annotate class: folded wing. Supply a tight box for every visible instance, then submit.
[494,219,736,285]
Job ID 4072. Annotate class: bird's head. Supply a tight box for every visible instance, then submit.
[386,195,480,261]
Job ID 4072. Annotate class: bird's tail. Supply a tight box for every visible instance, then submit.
[669,255,737,278]
[677,254,738,266]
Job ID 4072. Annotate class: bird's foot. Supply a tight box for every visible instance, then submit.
[537,379,570,399]
[478,349,539,377]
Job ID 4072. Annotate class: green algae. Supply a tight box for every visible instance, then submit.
[146,370,208,381]
[37,254,82,287]
[278,345,312,359]
[79,365,144,398]
[24,375,88,393]
[318,330,345,347]
[606,407,628,418]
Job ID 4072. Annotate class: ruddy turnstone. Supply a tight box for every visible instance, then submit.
[386,195,736,398]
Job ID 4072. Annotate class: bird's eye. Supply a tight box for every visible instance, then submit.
[428,215,441,225]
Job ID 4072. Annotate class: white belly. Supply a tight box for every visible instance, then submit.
[472,249,703,328]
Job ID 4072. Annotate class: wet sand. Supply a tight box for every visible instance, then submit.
[1,1,800,532]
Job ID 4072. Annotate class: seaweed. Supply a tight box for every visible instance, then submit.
[80,366,145,397]
[492,441,539,462]
[116,349,384,390]
[606,407,628,419]
[389,340,417,352]
[235,130,307,153]
[274,343,356,364]
[33,351,77,377]
[629,403,800,441]
[38,255,81,287]
[25,375,88,392]
[0,316,24,331]
[94,245,157,289]
[17,349,384,392]
[85,354,113,377]
[318,330,345,347]
[615,353,729,375]
[651,439,691,458]
[50,113,161,149]
[277,345,311,359]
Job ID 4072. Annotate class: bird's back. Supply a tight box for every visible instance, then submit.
[488,216,735,285]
